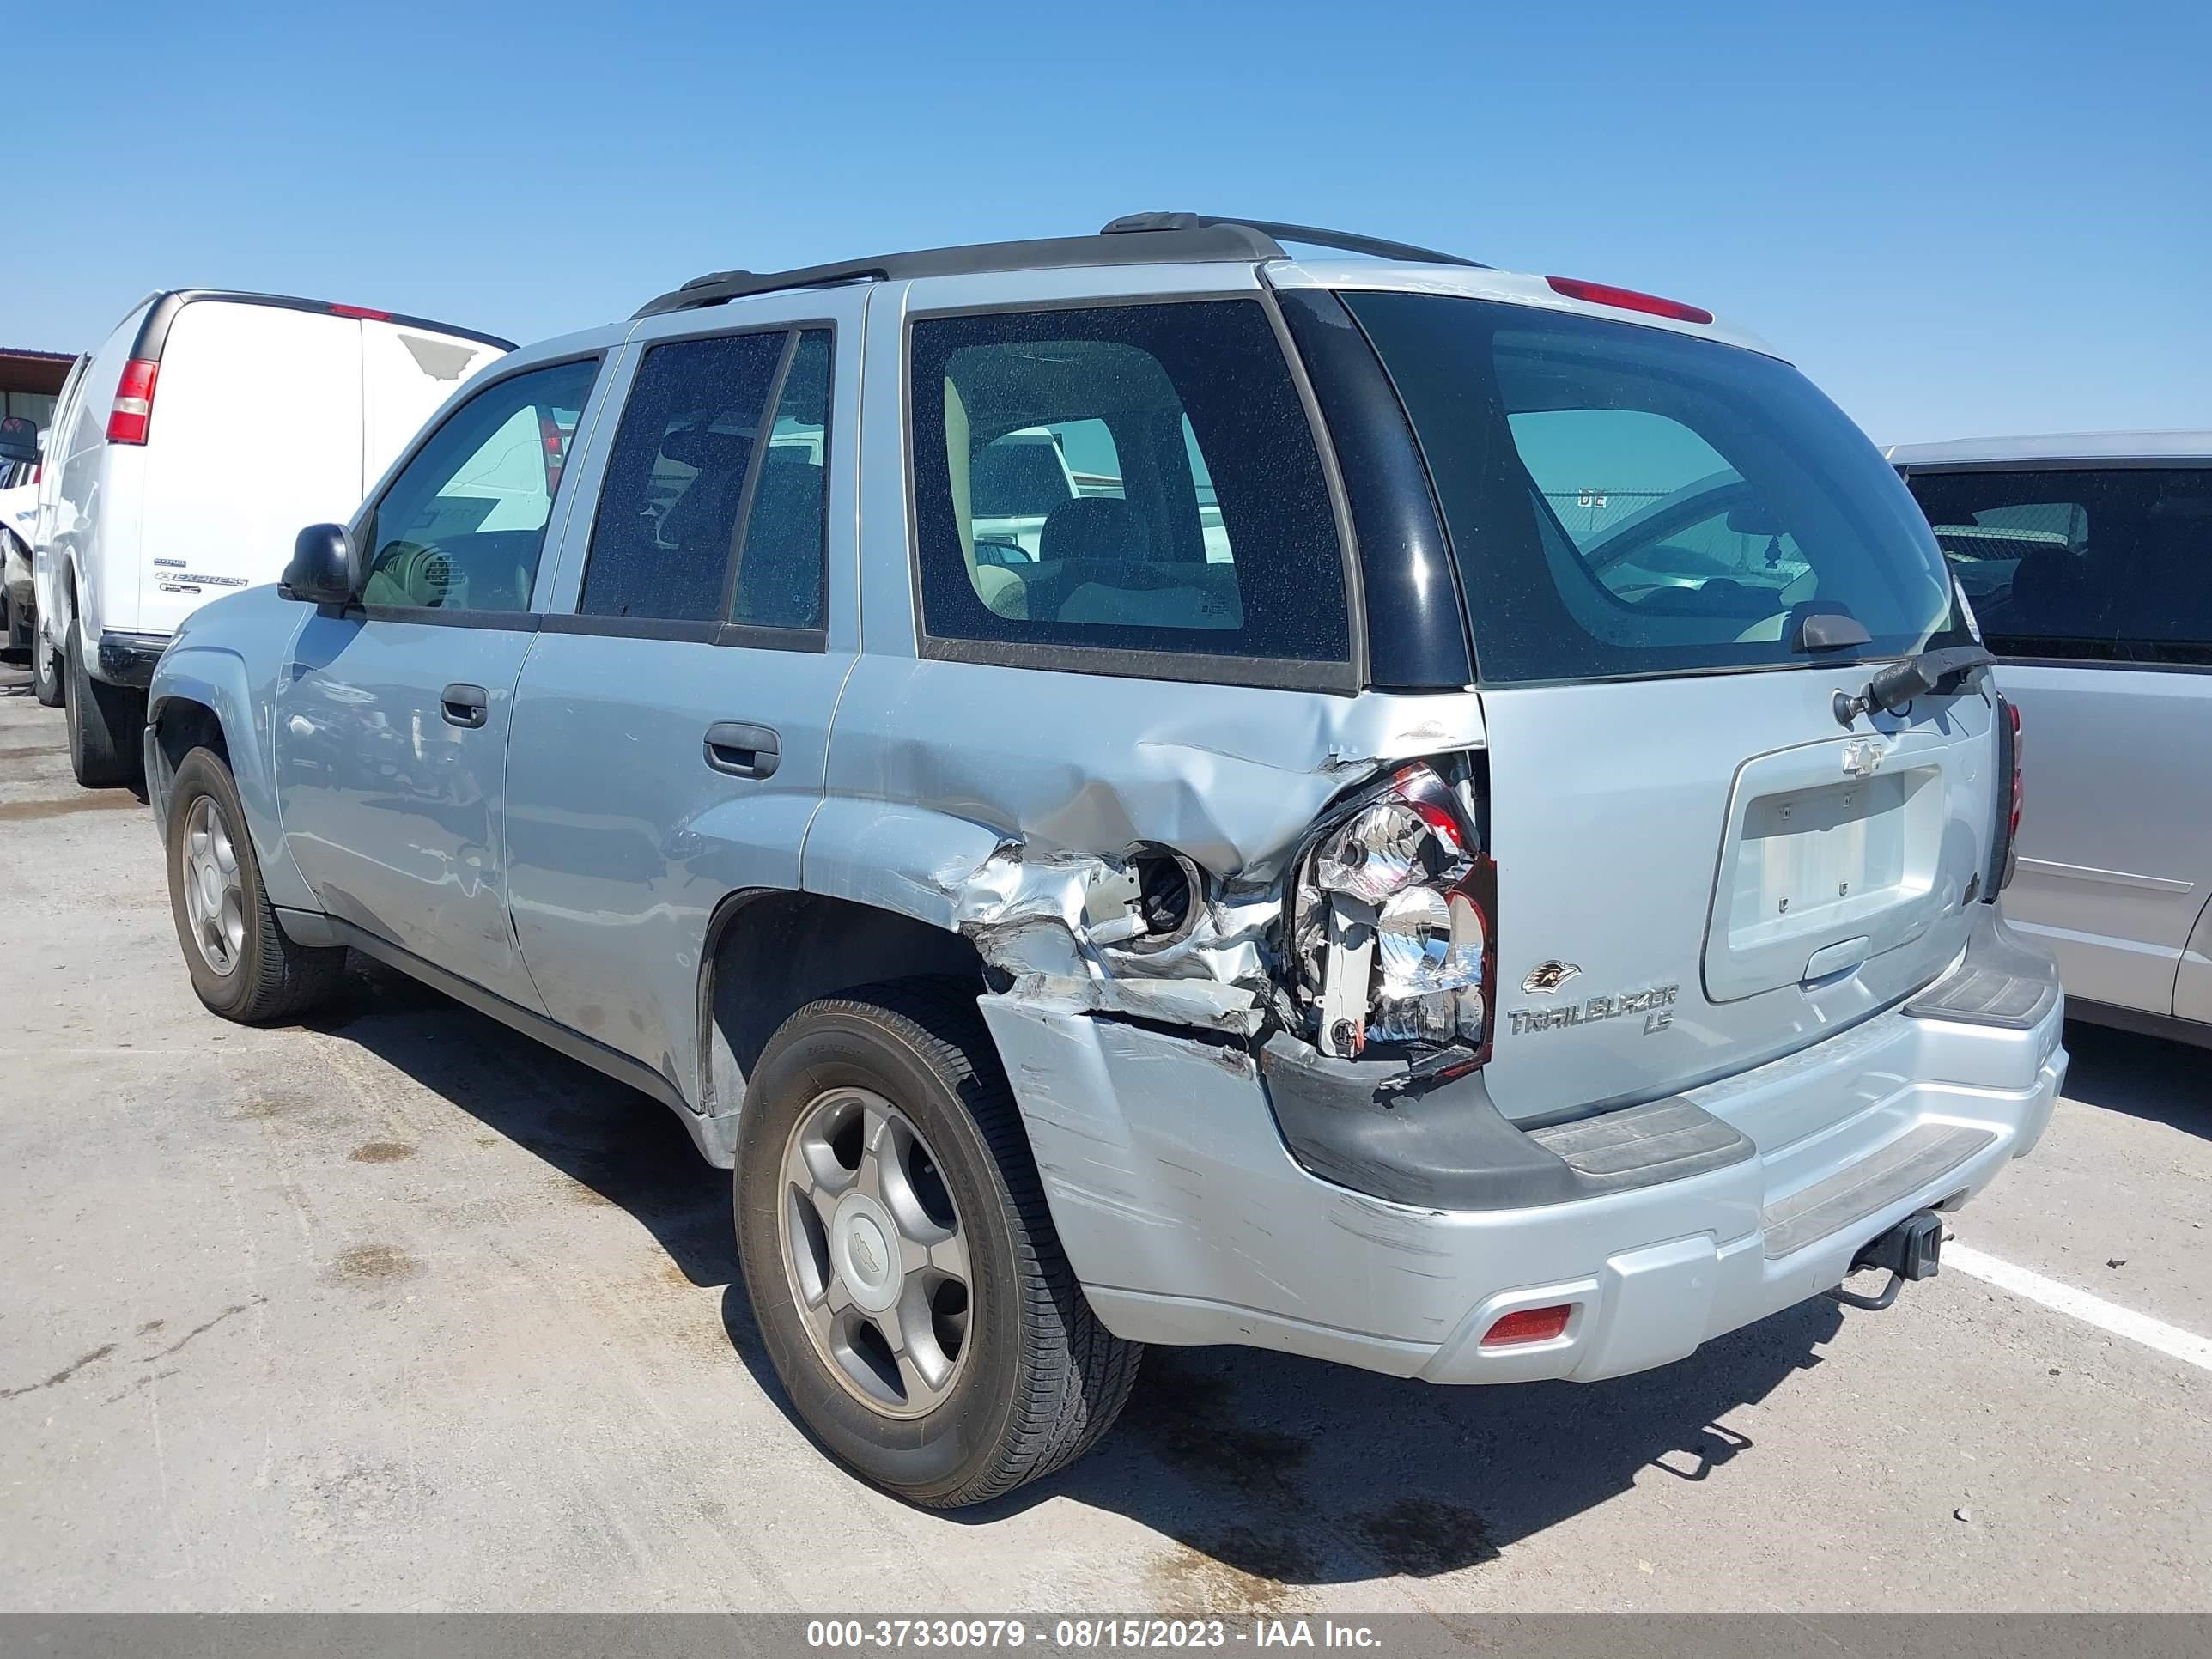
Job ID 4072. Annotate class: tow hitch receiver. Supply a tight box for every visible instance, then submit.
[1826,1210,1943,1311]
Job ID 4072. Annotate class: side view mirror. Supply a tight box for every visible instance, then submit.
[0,416,39,467]
[280,523,359,605]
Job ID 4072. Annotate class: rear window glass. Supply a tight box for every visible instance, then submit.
[1905,466,2212,663]
[1344,292,1967,684]
[908,301,1348,668]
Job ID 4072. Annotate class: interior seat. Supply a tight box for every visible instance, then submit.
[1999,546,2091,636]
[1037,495,1150,564]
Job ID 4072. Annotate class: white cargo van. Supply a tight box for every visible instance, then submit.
[35,290,512,785]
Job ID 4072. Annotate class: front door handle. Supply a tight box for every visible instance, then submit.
[704,721,781,780]
[441,683,490,729]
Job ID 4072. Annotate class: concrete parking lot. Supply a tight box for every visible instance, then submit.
[1,653,2206,1615]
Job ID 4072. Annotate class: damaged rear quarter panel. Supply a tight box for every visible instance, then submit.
[805,655,1486,1021]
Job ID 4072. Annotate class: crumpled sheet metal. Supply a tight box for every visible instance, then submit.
[821,684,1487,1035]
[949,848,1273,1034]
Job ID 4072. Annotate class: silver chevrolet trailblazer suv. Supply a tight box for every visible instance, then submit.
[145,215,2067,1506]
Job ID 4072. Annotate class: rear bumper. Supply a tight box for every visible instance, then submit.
[981,911,2064,1384]
[96,629,169,689]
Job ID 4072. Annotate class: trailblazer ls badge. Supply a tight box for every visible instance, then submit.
[1508,981,1680,1036]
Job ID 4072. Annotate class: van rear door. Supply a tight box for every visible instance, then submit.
[1340,286,1998,1122]
[134,302,363,636]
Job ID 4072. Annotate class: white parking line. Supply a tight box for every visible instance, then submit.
[1947,1243,2212,1374]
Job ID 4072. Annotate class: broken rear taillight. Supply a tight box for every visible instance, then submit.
[1293,763,1495,1068]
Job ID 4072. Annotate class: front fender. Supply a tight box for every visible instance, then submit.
[149,641,318,915]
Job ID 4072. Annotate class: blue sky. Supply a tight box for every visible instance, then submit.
[9,1,2207,443]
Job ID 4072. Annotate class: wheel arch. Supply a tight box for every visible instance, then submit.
[145,647,317,915]
[693,887,988,1170]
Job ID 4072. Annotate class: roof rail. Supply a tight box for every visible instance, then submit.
[634,214,1480,319]
[635,222,1289,319]
[1100,213,1482,269]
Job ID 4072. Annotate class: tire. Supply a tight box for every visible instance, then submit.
[32,628,64,707]
[736,980,1140,1507]
[165,746,346,1023]
[64,628,145,788]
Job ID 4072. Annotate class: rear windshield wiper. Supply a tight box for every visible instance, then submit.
[1833,644,1996,726]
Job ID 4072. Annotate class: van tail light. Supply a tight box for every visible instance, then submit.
[1986,696,2022,898]
[1291,762,1495,1072]
[106,358,160,444]
[539,416,568,495]
[328,303,392,320]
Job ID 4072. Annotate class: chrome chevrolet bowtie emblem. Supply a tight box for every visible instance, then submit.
[1842,738,1885,780]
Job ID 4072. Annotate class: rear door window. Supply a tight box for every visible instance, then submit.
[908,300,1348,677]
[579,331,789,623]
[731,329,833,631]
[1345,291,1967,684]
[362,358,598,613]
[1905,466,2212,663]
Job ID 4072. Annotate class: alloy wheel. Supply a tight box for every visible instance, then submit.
[777,1086,974,1419]
[180,794,247,978]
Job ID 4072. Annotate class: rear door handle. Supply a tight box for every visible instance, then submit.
[704,721,781,780]
[441,683,490,729]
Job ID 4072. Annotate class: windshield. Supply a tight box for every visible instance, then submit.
[1343,291,1967,684]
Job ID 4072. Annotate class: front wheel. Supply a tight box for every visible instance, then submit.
[164,747,345,1022]
[736,981,1140,1507]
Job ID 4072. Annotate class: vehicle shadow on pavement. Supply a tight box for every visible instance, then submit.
[313,955,1849,1595]
[2058,1020,2210,1140]
[955,1302,1844,1595]
[307,957,738,1289]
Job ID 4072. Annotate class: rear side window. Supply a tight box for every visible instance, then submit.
[580,331,787,623]
[362,358,598,613]
[732,330,832,629]
[1345,292,1967,684]
[1905,466,2212,664]
[908,301,1348,672]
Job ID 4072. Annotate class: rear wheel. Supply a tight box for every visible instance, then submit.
[64,629,145,788]
[736,981,1140,1507]
[165,746,345,1022]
